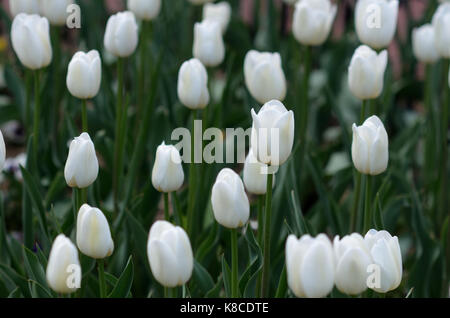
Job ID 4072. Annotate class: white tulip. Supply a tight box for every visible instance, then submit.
[412,24,440,64]
[46,234,81,294]
[334,233,372,295]
[127,0,161,21]
[188,0,214,5]
[0,130,5,172]
[432,3,450,58]
[177,58,210,109]
[292,0,337,46]
[40,0,73,26]
[11,14,52,70]
[285,234,335,298]
[66,50,102,99]
[348,45,388,100]
[244,50,287,104]
[351,115,389,175]
[76,204,114,259]
[193,20,225,67]
[355,0,399,49]
[211,168,250,229]
[243,148,275,195]
[8,0,40,17]
[64,132,99,188]
[104,11,138,58]
[147,220,194,287]
[151,142,184,193]
[203,2,231,34]
[251,100,294,166]
[364,229,403,293]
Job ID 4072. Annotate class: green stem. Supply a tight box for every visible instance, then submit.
[97,259,106,298]
[172,192,182,226]
[164,192,170,221]
[33,70,41,171]
[439,59,449,226]
[25,70,32,134]
[360,99,367,123]
[261,171,273,298]
[81,99,88,132]
[231,228,239,298]
[297,46,311,175]
[113,58,124,214]
[363,175,372,233]
[256,195,264,247]
[164,287,169,298]
[136,21,149,134]
[187,110,197,236]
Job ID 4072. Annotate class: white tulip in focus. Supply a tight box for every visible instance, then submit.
[127,0,161,21]
[193,20,225,67]
[177,58,210,109]
[364,229,403,293]
[147,220,194,287]
[8,0,40,17]
[40,0,73,26]
[243,148,275,195]
[151,142,184,193]
[251,100,295,166]
[351,115,389,175]
[64,132,99,188]
[0,130,5,172]
[334,233,372,295]
[412,24,440,64]
[76,204,114,259]
[11,14,52,70]
[66,50,102,99]
[46,234,81,294]
[355,0,399,49]
[211,168,250,229]
[285,234,335,298]
[104,11,138,58]
[292,0,337,46]
[188,0,214,5]
[432,3,450,58]
[348,45,388,100]
[203,1,231,34]
[244,50,287,104]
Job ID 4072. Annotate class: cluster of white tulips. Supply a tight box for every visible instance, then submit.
[3,0,449,299]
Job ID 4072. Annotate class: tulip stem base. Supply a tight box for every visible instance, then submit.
[231,228,239,298]
[261,172,274,298]
[164,192,170,221]
[363,175,372,233]
[98,259,106,298]
[81,99,88,132]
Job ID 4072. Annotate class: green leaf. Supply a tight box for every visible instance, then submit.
[22,246,51,296]
[108,256,134,298]
[8,287,22,298]
[189,260,215,297]
[221,255,231,298]
[0,264,30,298]
[241,227,263,298]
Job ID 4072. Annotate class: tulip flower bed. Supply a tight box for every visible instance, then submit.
[0,0,448,299]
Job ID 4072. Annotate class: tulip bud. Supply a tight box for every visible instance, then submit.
[334,233,372,295]
[432,3,450,58]
[8,0,40,17]
[251,100,294,166]
[46,234,81,294]
[285,234,335,298]
[151,142,184,193]
[203,2,231,34]
[76,204,114,259]
[40,0,73,26]
[11,14,52,70]
[66,50,102,99]
[177,58,210,109]
[244,50,287,104]
[188,0,214,5]
[104,11,138,58]
[355,0,399,49]
[292,0,337,46]
[211,168,250,229]
[348,45,387,100]
[364,229,402,293]
[64,132,99,188]
[127,0,161,21]
[193,20,225,67]
[0,130,5,172]
[412,24,439,64]
[243,148,275,195]
[351,115,389,175]
[147,220,194,287]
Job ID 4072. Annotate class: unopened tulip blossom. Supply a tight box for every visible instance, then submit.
[203,2,231,34]
[193,20,225,67]
[355,0,399,49]
[244,50,287,104]
[243,148,275,195]
[177,58,209,110]
[432,3,450,58]
[147,221,194,288]
[46,234,81,294]
[286,234,335,298]
[104,11,139,58]
[67,50,102,100]
[412,25,439,64]
[127,0,161,21]
[292,0,337,46]
[40,0,74,26]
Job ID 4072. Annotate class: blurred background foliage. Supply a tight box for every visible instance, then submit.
[0,0,448,298]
